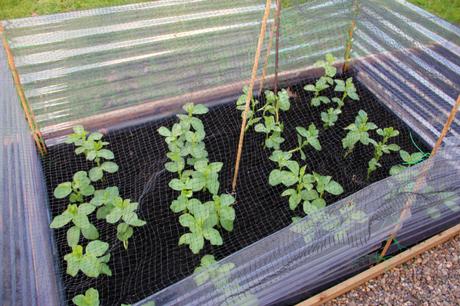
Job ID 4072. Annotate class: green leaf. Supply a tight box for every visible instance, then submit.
[387,144,400,152]
[269,169,297,187]
[50,214,72,228]
[106,208,123,224]
[78,203,96,215]
[81,224,99,240]
[123,212,146,227]
[189,233,205,254]
[97,149,114,160]
[278,90,290,111]
[171,196,188,213]
[390,164,406,176]
[80,255,102,277]
[348,91,359,100]
[203,228,223,245]
[73,171,89,182]
[88,166,103,181]
[157,126,172,137]
[117,223,134,248]
[96,206,112,219]
[221,219,234,232]
[179,214,196,228]
[72,288,100,306]
[288,193,301,210]
[73,214,91,229]
[220,205,235,221]
[86,240,109,257]
[312,198,326,209]
[54,182,72,199]
[169,178,184,191]
[67,226,81,247]
[207,178,220,195]
[304,84,316,92]
[80,184,95,197]
[101,162,118,173]
[192,104,209,115]
[325,181,344,195]
[220,194,235,206]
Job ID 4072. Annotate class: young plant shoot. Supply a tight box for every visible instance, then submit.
[51,171,99,247]
[92,187,146,249]
[159,103,236,254]
[72,288,100,306]
[290,123,321,160]
[236,86,261,131]
[304,54,336,107]
[64,240,111,278]
[367,127,400,179]
[389,150,427,175]
[342,110,378,157]
[66,125,118,182]
[322,77,360,128]
[303,54,360,128]
[51,125,145,301]
[254,89,290,150]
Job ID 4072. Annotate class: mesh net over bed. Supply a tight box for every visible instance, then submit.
[0,0,459,305]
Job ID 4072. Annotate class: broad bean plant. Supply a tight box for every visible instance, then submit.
[367,127,400,178]
[390,150,428,175]
[236,85,344,217]
[304,54,359,128]
[158,103,236,254]
[51,126,146,305]
[342,110,377,157]
[253,89,291,150]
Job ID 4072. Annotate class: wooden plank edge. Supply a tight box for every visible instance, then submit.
[297,222,460,306]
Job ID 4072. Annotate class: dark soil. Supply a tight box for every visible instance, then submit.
[42,73,430,305]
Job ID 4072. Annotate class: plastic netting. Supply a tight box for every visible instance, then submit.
[0,0,459,305]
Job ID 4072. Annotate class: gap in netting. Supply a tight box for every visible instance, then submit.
[41,71,430,305]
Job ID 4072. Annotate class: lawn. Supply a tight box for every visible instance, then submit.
[0,0,459,24]
[0,0,151,20]
[408,0,460,24]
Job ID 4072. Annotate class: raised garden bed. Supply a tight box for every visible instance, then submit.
[42,71,430,305]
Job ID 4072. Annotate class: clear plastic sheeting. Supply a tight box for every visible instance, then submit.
[1,0,353,139]
[0,41,60,305]
[0,0,459,305]
[137,142,460,306]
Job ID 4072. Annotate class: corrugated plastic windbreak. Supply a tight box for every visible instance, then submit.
[352,0,460,146]
[137,141,460,306]
[1,0,352,141]
[0,43,60,304]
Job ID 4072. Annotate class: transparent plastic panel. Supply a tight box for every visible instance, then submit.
[0,0,459,305]
[137,142,460,306]
[0,43,60,305]
[352,0,460,146]
[2,0,352,140]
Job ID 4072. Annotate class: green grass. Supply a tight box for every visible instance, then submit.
[408,0,460,24]
[0,0,151,20]
[0,0,459,24]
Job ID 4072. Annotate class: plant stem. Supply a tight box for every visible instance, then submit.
[344,146,354,158]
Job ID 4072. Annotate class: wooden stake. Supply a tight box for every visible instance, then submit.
[0,24,47,156]
[273,0,281,94]
[231,0,272,193]
[258,13,276,96]
[298,223,460,306]
[380,94,460,258]
[343,0,360,72]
